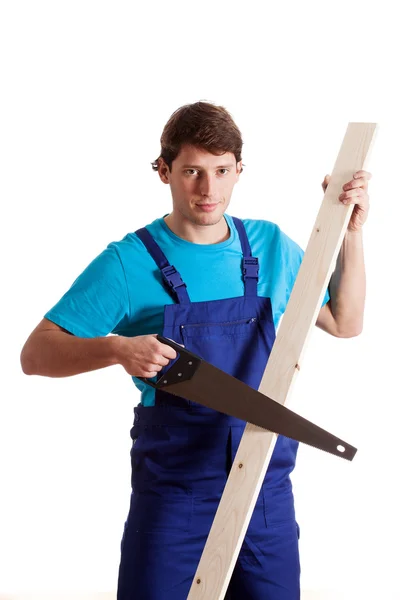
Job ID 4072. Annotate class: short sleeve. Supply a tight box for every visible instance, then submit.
[281,230,330,307]
[44,242,130,338]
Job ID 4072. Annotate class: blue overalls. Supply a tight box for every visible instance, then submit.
[117,218,301,599]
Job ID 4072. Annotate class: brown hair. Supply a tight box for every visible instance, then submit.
[151,101,244,173]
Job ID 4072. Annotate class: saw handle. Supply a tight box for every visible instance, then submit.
[136,335,202,388]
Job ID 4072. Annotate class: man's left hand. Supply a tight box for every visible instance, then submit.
[322,170,372,233]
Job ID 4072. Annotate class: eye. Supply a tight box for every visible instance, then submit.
[184,169,198,175]
[219,169,229,175]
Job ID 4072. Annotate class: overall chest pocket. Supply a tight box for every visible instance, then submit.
[180,316,269,386]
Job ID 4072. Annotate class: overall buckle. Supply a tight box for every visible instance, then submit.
[243,257,259,279]
[161,265,187,291]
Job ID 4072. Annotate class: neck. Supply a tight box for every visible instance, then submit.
[164,212,230,244]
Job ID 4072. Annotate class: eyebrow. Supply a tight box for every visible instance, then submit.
[181,163,235,169]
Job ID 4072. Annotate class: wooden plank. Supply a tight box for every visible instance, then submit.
[187,123,378,600]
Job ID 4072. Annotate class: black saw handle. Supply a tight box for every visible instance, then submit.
[136,335,202,388]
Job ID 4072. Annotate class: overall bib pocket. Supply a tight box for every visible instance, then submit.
[180,316,269,389]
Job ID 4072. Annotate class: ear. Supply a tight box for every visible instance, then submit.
[236,161,243,180]
[158,158,171,184]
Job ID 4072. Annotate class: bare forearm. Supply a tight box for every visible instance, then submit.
[20,331,120,378]
[329,230,366,336]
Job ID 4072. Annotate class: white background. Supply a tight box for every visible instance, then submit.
[1,1,399,598]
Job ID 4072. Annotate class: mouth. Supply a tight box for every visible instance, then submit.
[195,203,219,213]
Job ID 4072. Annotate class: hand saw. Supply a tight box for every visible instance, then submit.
[138,334,356,461]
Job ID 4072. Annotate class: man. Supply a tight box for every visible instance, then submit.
[20,101,371,599]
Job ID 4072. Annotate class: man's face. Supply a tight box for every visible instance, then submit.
[159,144,242,227]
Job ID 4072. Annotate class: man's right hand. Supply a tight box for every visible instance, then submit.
[116,334,178,378]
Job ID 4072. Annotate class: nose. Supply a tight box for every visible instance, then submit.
[199,173,217,198]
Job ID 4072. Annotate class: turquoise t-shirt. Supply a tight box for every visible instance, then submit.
[44,214,330,406]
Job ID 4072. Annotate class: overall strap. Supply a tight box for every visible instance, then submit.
[135,227,190,304]
[231,217,259,297]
